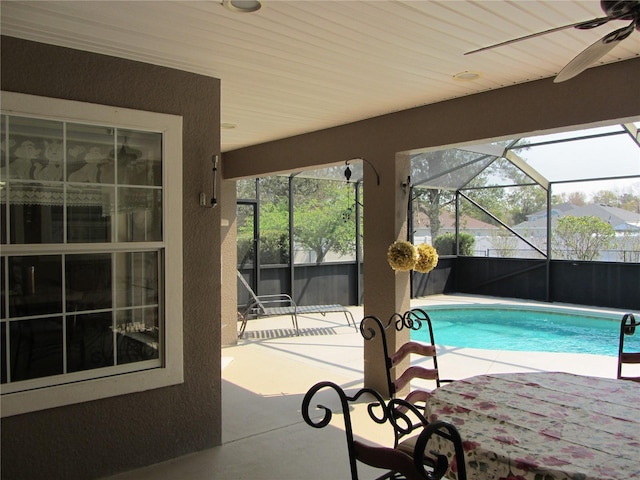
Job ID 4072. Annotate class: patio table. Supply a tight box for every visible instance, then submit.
[423,371,640,480]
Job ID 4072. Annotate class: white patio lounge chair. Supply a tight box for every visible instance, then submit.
[237,270,356,337]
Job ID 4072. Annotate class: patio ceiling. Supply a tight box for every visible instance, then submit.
[1,1,639,153]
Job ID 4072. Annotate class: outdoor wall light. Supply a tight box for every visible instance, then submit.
[344,158,380,186]
[200,154,219,208]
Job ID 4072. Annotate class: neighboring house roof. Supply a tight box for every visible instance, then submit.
[526,202,576,221]
[416,211,498,230]
[516,204,640,231]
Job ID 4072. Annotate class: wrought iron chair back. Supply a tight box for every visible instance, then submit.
[617,313,640,382]
[360,309,449,399]
[301,381,466,480]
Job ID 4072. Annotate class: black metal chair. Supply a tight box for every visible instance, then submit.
[617,313,640,382]
[302,381,466,480]
[360,309,451,400]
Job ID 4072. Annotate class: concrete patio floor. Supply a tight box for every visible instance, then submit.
[104,295,625,480]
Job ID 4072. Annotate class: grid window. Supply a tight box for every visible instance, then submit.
[0,92,183,416]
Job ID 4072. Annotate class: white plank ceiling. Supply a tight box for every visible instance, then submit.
[1,1,639,152]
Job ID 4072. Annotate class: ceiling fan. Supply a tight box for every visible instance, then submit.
[466,0,640,83]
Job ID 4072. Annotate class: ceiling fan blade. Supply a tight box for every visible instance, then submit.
[465,15,611,55]
[554,22,635,82]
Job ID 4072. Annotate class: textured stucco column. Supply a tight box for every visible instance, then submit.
[220,176,238,346]
[363,151,412,397]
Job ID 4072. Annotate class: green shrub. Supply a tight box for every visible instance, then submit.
[433,233,475,256]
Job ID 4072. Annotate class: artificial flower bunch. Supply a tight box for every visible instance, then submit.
[387,241,438,273]
[414,243,438,273]
[387,241,417,271]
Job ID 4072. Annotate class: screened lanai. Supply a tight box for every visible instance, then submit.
[237,122,640,313]
[410,122,640,259]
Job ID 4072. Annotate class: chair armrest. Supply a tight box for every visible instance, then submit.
[243,295,297,317]
[256,294,296,306]
[395,366,439,393]
[391,341,437,367]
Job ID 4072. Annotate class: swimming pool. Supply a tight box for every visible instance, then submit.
[411,306,638,357]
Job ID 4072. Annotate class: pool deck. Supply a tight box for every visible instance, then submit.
[105,294,632,480]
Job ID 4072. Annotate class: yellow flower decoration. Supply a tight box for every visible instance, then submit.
[415,243,438,273]
[387,241,417,271]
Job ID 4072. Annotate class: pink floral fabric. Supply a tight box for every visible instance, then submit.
[425,372,640,480]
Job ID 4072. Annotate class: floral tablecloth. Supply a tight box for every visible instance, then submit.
[425,372,640,480]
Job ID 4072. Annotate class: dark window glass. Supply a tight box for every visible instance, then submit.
[66,312,114,372]
[115,251,158,308]
[10,317,63,381]
[9,190,64,244]
[116,308,159,364]
[66,254,112,312]
[1,259,5,320]
[1,321,6,384]
[116,188,162,242]
[67,201,113,243]
[8,255,62,317]
[117,130,162,187]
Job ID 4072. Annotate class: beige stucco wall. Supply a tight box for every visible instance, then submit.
[1,36,225,480]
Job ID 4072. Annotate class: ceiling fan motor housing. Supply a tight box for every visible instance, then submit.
[600,0,639,21]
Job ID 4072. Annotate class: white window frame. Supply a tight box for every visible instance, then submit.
[0,92,183,417]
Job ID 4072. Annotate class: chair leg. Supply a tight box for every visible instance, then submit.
[237,311,247,338]
[345,311,357,331]
[292,314,299,335]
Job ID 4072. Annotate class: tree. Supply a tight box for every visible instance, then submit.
[567,191,586,206]
[591,190,618,207]
[414,142,550,237]
[292,179,356,262]
[411,148,494,239]
[552,215,615,261]
[238,176,357,264]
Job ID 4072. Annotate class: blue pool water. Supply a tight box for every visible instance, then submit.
[412,307,638,357]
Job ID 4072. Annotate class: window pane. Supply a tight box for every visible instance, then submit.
[8,255,62,317]
[67,123,115,184]
[117,188,162,242]
[0,96,178,409]
[1,114,6,174]
[66,312,114,372]
[1,321,6,383]
[66,254,112,312]
[1,259,5,320]
[10,317,63,381]
[66,186,115,243]
[1,115,6,244]
[0,184,6,245]
[5,117,63,181]
[116,308,159,364]
[9,183,64,244]
[117,130,162,187]
[115,251,158,308]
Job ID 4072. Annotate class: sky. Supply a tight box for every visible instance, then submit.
[515,124,640,197]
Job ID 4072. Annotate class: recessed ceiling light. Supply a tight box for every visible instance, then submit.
[221,122,238,130]
[453,71,482,81]
[222,0,262,13]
